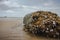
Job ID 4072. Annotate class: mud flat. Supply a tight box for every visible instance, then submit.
[0,17,59,40]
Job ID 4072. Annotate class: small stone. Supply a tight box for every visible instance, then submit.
[45,31,49,33]
[50,29,53,32]
[56,32,59,35]
[44,16,48,18]
[53,35,56,38]
[46,28,49,30]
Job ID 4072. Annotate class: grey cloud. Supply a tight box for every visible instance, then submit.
[0,0,10,11]
[0,4,10,11]
[0,0,20,11]
[0,0,60,17]
[0,0,4,1]
[0,0,7,1]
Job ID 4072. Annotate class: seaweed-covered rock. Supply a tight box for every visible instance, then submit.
[23,11,60,38]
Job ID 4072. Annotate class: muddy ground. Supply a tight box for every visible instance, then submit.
[0,17,59,40]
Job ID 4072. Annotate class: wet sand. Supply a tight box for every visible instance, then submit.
[0,17,59,40]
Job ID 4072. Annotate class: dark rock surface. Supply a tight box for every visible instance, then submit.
[23,11,60,38]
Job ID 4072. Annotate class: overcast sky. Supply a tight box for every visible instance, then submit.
[0,0,60,17]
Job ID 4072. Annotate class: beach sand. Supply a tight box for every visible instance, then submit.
[0,17,59,40]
